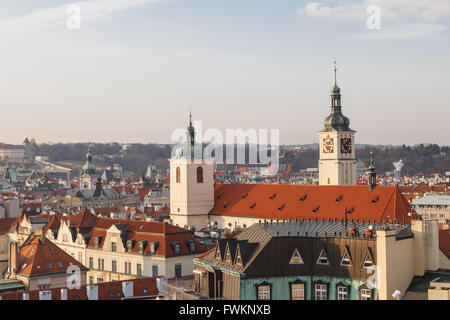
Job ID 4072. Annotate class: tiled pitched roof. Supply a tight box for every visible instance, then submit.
[68,209,98,228]
[0,277,159,300]
[439,228,450,259]
[196,221,413,274]
[0,217,19,234]
[83,217,207,257]
[211,184,412,224]
[17,234,88,277]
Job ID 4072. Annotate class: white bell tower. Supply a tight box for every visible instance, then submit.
[169,115,215,230]
[318,63,357,186]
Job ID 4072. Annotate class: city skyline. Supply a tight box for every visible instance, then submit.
[0,0,449,145]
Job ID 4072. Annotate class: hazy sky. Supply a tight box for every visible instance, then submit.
[0,0,449,146]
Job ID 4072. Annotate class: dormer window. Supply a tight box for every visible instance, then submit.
[362,252,373,269]
[174,243,181,255]
[289,249,304,264]
[225,249,232,263]
[189,242,196,253]
[150,241,159,254]
[138,242,144,254]
[269,193,277,200]
[235,250,242,265]
[316,249,329,265]
[127,240,133,252]
[94,237,99,249]
[340,250,351,267]
[111,242,117,252]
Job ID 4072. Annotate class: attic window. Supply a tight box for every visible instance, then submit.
[215,249,221,260]
[269,193,277,200]
[289,249,304,264]
[278,204,285,211]
[241,193,248,199]
[299,195,307,203]
[217,192,224,199]
[142,288,148,295]
[224,202,230,209]
[225,248,232,263]
[250,203,256,209]
[56,261,63,268]
[362,253,373,269]
[312,206,320,214]
[340,251,351,267]
[46,263,52,270]
[336,195,343,203]
[235,250,242,265]
[316,249,329,265]
[371,196,379,204]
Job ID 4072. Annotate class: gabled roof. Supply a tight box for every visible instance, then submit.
[68,209,98,228]
[210,184,412,224]
[17,234,88,277]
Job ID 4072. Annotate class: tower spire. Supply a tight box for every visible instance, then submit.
[367,151,377,191]
[334,61,337,86]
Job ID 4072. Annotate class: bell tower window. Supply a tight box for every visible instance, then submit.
[176,167,181,183]
[197,167,203,183]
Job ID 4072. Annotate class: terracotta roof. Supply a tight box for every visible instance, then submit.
[86,218,207,257]
[68,209,98,228]
[439,228,450,259]
[0,277,159,300]
[0,217,19,234]
[210,184,412,224]
[17,234,88,277]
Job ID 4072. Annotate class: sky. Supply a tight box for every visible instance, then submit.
[0,0,449,146]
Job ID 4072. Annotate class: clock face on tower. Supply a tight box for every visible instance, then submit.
[340,138,352,154]
[323,136,334,153]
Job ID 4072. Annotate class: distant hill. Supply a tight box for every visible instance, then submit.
[34,143,450,175]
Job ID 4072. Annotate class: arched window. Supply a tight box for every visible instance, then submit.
[176,167,181,183]
[197,167,203,183]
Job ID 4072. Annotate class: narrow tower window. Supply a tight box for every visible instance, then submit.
[197,166,203,183]
[176,167,181,183]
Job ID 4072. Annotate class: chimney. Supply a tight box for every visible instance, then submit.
[9,241,19,275]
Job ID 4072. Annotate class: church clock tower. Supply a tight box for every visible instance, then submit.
[169,114,215,230]
[318,63,356,185]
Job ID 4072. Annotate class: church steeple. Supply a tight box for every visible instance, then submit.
[323,62,352,132]
[367,152,377,191]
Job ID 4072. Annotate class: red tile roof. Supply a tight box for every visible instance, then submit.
[0,277,159,300]
[17,234,88,277]
[0,217,19,234]
[210,184,412,224]
[68,209,98,228]
[439,228,450,259]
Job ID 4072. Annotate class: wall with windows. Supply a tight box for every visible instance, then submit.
[240,276,376,300]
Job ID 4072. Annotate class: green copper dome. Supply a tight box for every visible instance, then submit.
[82,147,96,176]
[331,84,341,95]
